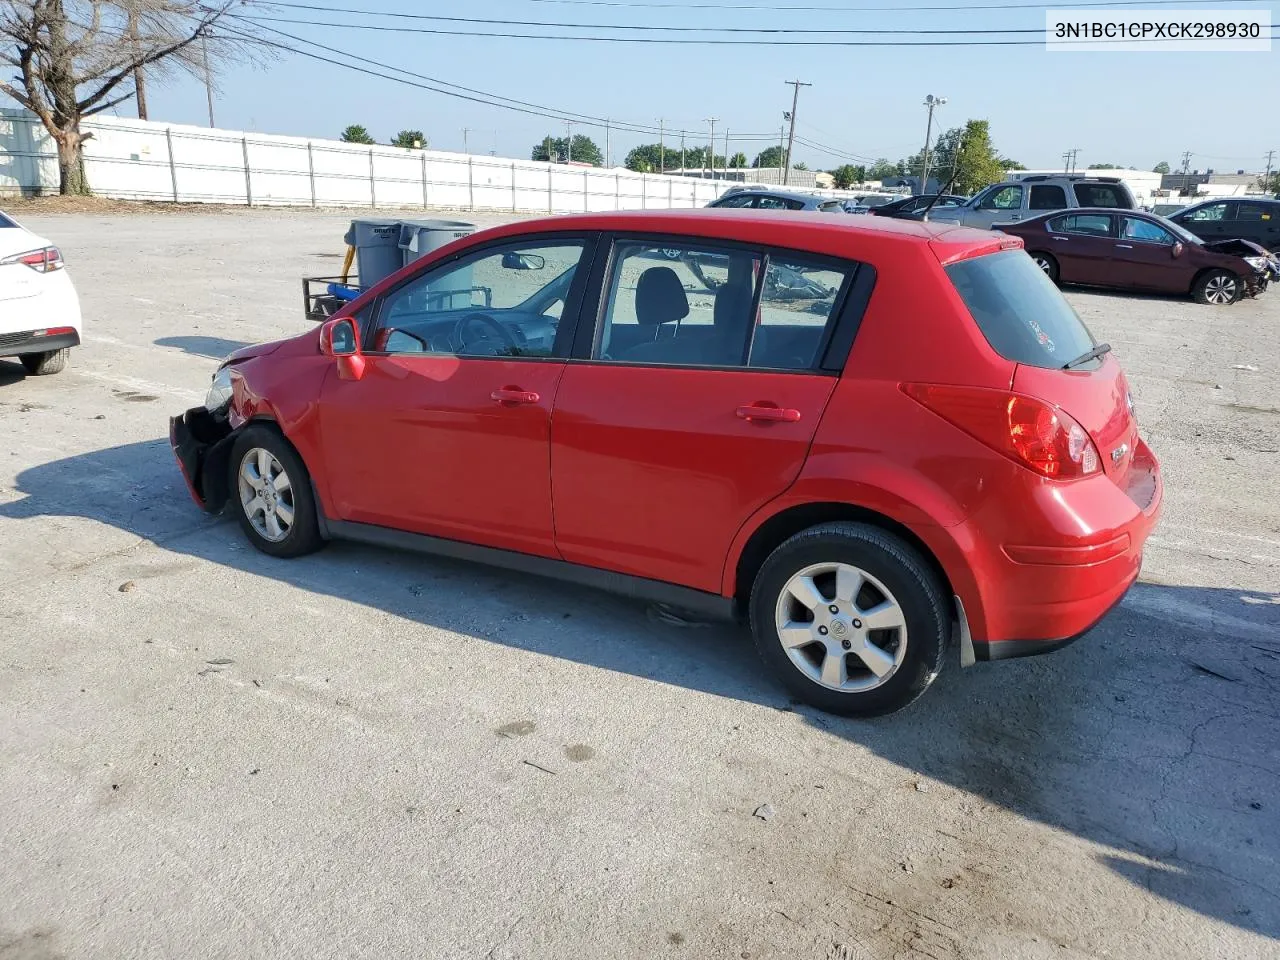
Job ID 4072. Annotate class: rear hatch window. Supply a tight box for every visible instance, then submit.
[818,200,844,212]
[945,250,1096,369]
[1073,182,1133,208]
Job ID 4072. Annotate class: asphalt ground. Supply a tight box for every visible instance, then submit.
[1,209,1277,960]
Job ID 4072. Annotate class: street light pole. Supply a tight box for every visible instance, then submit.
[782,79,811,186]
[705,118,719,179]
[919,94,946,195]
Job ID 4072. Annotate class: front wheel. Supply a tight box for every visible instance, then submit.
[1030,252,1060,285]
[19,348,69,375]
[1193,269,1241,306]
[228,425,324,558]
[749,523,948,717]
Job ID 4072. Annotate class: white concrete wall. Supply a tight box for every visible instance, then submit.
[0,110,749,211]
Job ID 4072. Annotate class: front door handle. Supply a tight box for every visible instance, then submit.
[736,403,802,424]
[1115,243,1134,249]
[491,386,540,405]
[1051,235,1070,241]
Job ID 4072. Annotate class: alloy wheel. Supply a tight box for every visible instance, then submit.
[1204,274,1238,305]
[1033,255,1054,275]
[773,562,909,693]
[238,447,295,543]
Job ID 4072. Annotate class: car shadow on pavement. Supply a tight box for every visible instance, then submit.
[153,336,251,359]
[0,359,30,384]
[3,437,1278,942]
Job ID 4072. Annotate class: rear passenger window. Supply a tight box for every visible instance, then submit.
[1029,185,1067,210]
[1052,213,1114,236]
[715,194,755,208]
[757,196,799,210]
[1236,202,1274,222]
[594,241,850,371]
[1073,183,1131,208]
[946,250,1096,370]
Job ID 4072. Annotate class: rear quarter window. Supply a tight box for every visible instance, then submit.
[945,250,1096,369]
[1073,183,1132,208]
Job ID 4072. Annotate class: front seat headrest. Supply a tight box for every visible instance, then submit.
[635,266,690,326]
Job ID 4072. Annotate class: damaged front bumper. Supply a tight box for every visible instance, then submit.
[170,405,235,512]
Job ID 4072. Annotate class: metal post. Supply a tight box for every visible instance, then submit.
[165,128,179,202]
[422,152,428,209]
[668,178,674,208]
[641,173,646,210]
[242,137,252,206]
[512,162,518,211]
[616,172,621,210]
[548,164,553,213]
[583,169,589,212]
[307,142,316,208]
[368,149,376,208]
[468,157,475,211]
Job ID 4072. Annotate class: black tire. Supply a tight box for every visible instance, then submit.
[20,348,69,375]
[748,522,948,717]
[1192,269,1241,306]
[1030,252,1059,285]
[228,424,324,558]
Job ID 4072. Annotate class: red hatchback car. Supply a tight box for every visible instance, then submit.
[171,210,1162,716]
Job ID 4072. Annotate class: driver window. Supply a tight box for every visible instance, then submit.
[979,186,1023,210]
[373,241,585,357]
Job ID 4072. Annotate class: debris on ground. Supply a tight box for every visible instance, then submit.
[753,803,775,822]
[1231,364,1260,372]
[117,581,136,593]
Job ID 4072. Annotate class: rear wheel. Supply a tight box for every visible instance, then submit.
[1193,269,1241,305]
[1030,252,1059,285]
[749,522,948,717]
[228,425,324,558]
[19,348,69,375]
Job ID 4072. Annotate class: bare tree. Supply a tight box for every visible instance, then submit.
[1,1,255,194]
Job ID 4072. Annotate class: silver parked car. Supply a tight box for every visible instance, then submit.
[928,175,1137,229]
[707,189,845,213]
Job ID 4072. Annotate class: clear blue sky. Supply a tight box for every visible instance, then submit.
[119,0,1279,172]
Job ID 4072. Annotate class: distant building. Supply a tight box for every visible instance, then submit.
[1160,170,1261,197]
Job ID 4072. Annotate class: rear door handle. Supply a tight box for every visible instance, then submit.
[1115,243,1134,249]
[491,387,540,405]
[1051,235,1070,241]
[736,403,802,424]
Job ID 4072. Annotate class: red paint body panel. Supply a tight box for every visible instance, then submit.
[551,365,837,592]
[318,355,567,557]
[191,209,1163,662]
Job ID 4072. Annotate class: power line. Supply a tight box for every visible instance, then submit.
[265,0,1268,15]
[227,17,772,140]
[239,14,1276,44]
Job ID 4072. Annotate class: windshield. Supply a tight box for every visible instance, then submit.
[946,250,1096,369]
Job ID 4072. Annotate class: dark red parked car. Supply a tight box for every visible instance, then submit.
[995,207,1271,304]
[170,211,1162,716]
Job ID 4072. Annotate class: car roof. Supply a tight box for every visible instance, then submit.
[470,209,1012,264]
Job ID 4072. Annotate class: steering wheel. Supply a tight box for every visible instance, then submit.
[453,313,519,355]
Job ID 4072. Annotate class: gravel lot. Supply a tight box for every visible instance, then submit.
[1,210,1277,960]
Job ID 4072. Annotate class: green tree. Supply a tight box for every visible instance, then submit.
[531,134,603,165]
[867,158,898,180]
[391,129,426,149]
[1258,171,1280,195]
[830,164,864,189]
[793,161,809,171]
[341,124,376,145]
[729,152,747,169]
[752,146,786,169]
[1000,159,1027,171]
[624,143,664,172]
[944,120,1006,196]
[1153,161,1171,174]
[1087,162,1121,170]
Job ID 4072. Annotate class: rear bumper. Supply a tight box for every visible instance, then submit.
[0,328,80,357]
[170,406,234,511]
[928,438,1162,662]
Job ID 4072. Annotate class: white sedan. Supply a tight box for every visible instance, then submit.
[0,211,82,375]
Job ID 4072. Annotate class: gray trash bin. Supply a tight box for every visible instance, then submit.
[398,219,476,311]
[343,218,402,289]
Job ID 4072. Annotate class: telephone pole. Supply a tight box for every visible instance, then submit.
[705,117,719,179]
[200,29,215,127]
[128,10,147,120]
[605,118,611,168]
[919,94,946,193]
[724,128,730,180]
[1264,149,1275,191]
[782,79,811,185]
[565,121,574,163]
[1061,148,1080,174]
[680,133,686,173]
[462,128,470,155]
[658,119,665,173]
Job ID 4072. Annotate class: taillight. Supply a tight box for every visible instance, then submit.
[902,383,1101,480]
[1,246,63,272]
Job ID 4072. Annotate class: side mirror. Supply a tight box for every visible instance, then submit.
[1172,242,1184,259]
[501,251,545,271]
[320,316,366,380]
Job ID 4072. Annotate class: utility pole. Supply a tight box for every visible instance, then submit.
[724,128,730,180]
[565,121,574,163]
[782,79,811,185]
[779,124,785,181]
[1061,148,1080,174]
[128,10,148,120]
[605,118,611,168]
[462,128,470,155]
[1264,149,1275,191]
[658,119,665,173]
[918,94,946,193]
[200,29,215,128]
[680,133,686,173]
[1179,150,1193,192]
[705,117,719,179]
